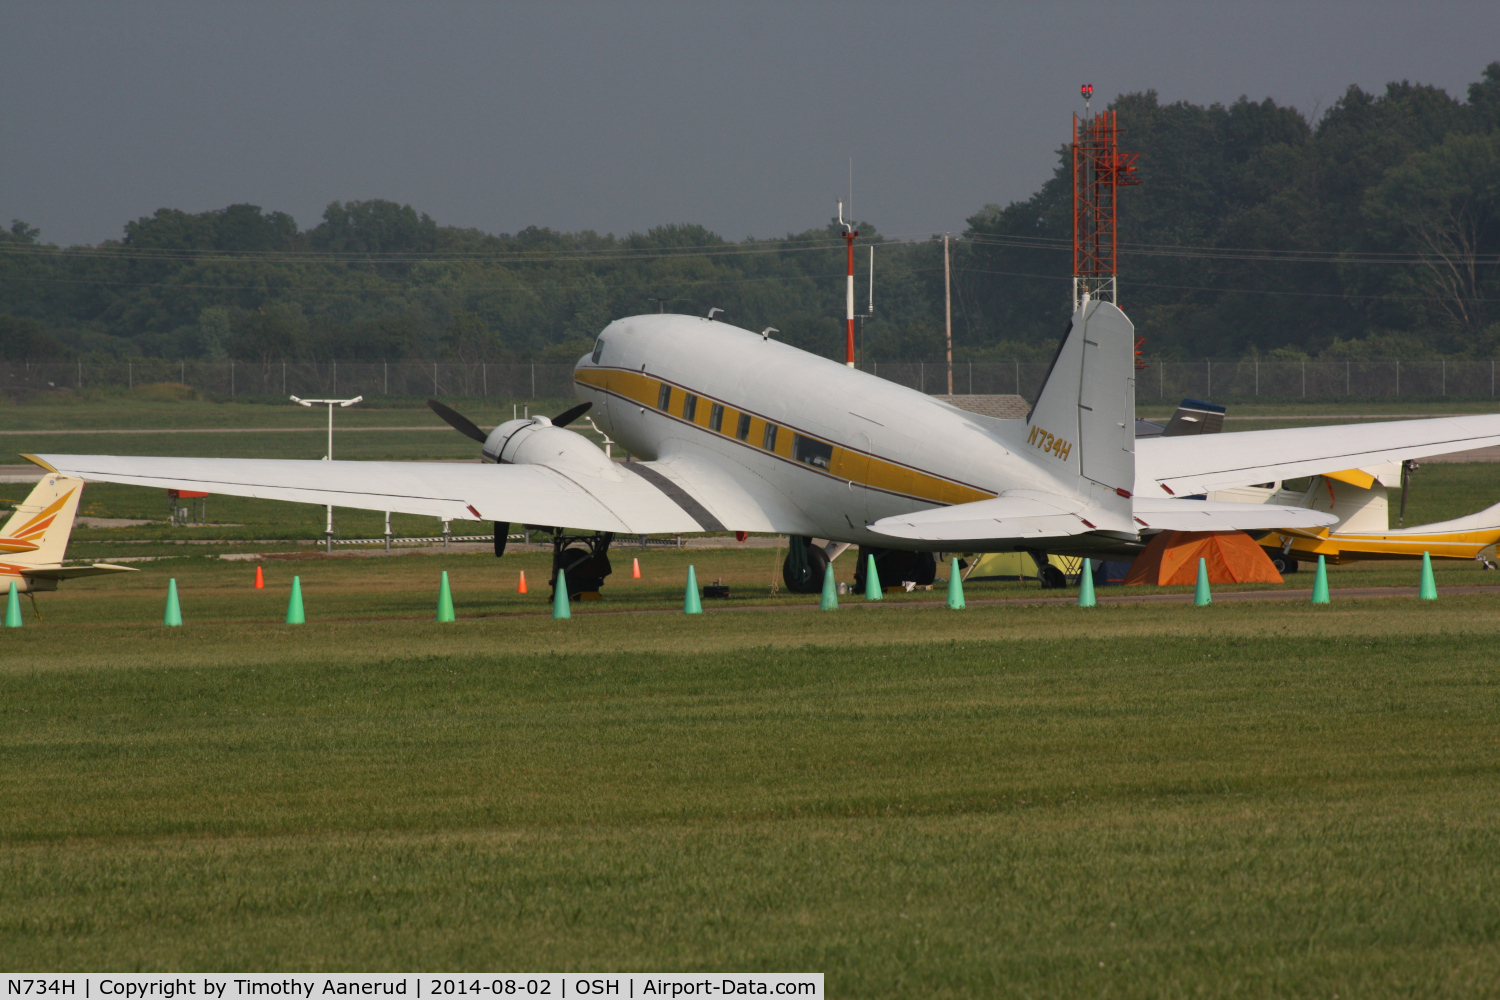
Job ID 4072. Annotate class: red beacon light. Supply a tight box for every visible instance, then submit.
[1081,83,1093,100]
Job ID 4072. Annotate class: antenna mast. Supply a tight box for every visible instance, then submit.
[838,199,858,367]
[1072,83,1139,311]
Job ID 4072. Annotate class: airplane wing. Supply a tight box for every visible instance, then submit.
[870,492,1336,542]
[1137,414,1500,497]
[26,454,706,534]
[22,563,138,580]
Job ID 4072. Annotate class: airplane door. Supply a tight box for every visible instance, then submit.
[847,432,873,527]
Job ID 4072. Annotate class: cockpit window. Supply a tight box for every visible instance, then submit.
[591,338,606,364]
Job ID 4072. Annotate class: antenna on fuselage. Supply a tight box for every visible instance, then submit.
[707,307,724,320]
[837,199,858,369]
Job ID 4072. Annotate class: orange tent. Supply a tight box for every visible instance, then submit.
[1124,530,1283,586]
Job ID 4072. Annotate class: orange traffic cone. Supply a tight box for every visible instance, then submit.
[254,566,264,589]
[518,570,528,594]
[632,557,641,579]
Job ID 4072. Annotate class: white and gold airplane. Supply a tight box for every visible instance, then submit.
[25,301,1500,595]
[1,473,136,602]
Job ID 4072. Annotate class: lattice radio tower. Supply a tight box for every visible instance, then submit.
[1072,84,1139,311]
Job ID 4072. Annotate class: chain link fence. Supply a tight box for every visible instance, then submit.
[1,360,580,399]
[4,358,1498,401]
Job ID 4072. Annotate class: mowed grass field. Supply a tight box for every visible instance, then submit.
[3,550,1500,995]
[4,394,1500,990]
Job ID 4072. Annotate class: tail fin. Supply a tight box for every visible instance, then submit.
[0,473,85,566]
[1021,300,1137,501]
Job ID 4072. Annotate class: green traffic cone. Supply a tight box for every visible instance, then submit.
[437,570,455,622]
[820,563,838,611]
[6,581,23,628]
[553,567,571,619]
[947,557,966,609]
[286,575,305,624]
[1311,555,1330,605]
[684,564,703,614]
[1193,557,1212,606]
[1078,558,1097,608]
[1419,551,1437,600]
[864,553,882,601]
[164,578,182,627]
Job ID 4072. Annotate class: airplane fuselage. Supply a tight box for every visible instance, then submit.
[571,314,1104,551]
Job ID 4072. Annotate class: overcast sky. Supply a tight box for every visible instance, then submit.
[4,1,1498,247]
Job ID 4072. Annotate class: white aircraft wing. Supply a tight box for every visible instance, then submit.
[1137,414,1500,497]
[26,454,705,534]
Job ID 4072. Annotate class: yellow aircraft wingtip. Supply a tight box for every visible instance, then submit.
[20,454,58,473]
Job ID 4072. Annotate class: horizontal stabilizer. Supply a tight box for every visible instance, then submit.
[869,492,1097,542]
[870,492,1336,542]
[21,563,138,580]
[1130,499,1337,532]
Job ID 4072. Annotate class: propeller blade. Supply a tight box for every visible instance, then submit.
[427,398,488,444]
[552,401,593,428]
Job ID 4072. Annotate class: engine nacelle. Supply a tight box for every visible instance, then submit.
[482,417,619,479]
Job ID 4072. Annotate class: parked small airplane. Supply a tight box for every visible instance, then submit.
[1,473,136,608]
[1214,466,1500,571]
[26,301,1500,596]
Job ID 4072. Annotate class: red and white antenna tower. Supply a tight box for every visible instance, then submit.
[1072,84,1139,311]
[838,199,858,367]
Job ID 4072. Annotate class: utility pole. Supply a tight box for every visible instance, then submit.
[944,234,954,394]
[291,394,363,552]
[838,200,858,368]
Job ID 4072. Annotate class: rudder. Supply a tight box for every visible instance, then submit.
[1,474,86,566]
[1020,300,1137,508]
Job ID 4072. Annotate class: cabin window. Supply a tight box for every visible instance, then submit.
[591,338,606,364]
[657,384,672,410]
[762,423,779,451]
[683,393,698,422]
[736,413,751,441]
[792,434,833,470]
[710,403,724,432]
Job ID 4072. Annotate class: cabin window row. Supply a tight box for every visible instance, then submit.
[654,378,831,460]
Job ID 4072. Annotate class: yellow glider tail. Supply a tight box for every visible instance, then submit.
[1,472,87,565]
[0,473,136,592]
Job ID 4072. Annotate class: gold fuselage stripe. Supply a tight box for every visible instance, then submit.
[575,367,994,506]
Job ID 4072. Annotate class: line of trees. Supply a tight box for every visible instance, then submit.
[2,63,1498,366]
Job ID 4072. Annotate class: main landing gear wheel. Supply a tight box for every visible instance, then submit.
[1038,564,1068,589]
[1267,551,1299,575]
[549,529,614,599]
[782,536,830,594]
